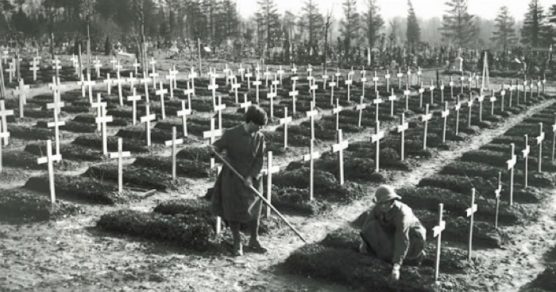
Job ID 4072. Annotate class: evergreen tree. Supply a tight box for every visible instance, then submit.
[491,6,517,51]
[299,0,323,56]
[362,0,384,49]
[440,0,478,47]
[406,0,420,48]
[255,0,281,58]
[521,0,546,47]
[340,0,359,62]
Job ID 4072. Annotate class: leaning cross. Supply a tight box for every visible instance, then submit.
[109,138,131,193]
[421,104,433,150]
[466,188,478,261]
[164,127,185,180]
[371,121,385,173]
[332,129,349,185]
[37,140,62,204]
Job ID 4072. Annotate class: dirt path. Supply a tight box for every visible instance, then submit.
[1,93,553,291]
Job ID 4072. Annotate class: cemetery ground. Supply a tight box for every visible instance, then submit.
[2,54,556,291]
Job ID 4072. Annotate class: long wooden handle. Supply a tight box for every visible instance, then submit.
[212,149,307,243]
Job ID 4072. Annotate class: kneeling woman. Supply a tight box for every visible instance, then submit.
[211,105,268,256]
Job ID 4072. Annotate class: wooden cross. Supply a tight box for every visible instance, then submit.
[203,118,222,170]
[467,98,474,128]
[433,203,446,285]
[264,67,272,88]
[91,93,106,132]
[268,90,276,119]
[245,70,253,89]
[52,57,62,80]
[110,57,118,71]
[289,87,299,114]
[329,79,337,105]
[385,70,391,92]
[332,129,349,185]
[291,64,298,75]
[104,73,113,95]
[127,88,142,125]
[455,96,462,135]
[238,65,245,82]
[15,79,30,118]
[372,71,379,92]
[398,113,409,161]
[449,76,454,99]
[166,67,178,99]
[176,100,192,137]
[429,80,436,105]
[306,102,318,140]
[84,73,96,104]
[406,69,412,89]
[149,57,157,75]
[113,72,125,106]
[388,89,397,117]
[156,81,168,120]
[240,93,252,113]
[262,151,280,217]
[0,99,14,146]
[421,104,433,150]
[322,72,329,90]
[466,188,478,261]
[309,83,318,104]
[332,98,344,131]
[96,105,113,155]
[231,78,241,104]
[361,75,367,98]
[164,127,185,180]
[440,82,445,103]
[140,103,156,146]
[356,95,368,128]
[46,99,65,156]
[506,143,517,206]
[397,69,403,89]
[477,94,485,122]
[207,77,219,107]
[214,96,226,130]
[109,138,131,193]
[132,59,141,76]
[188,68,198,95]
[37,140,62,203]
[280,107,292,149]
[253,78,262,104]
[0,119,8,172]
[536,123,545,172]
[128,73,137,89]
[371,121,385,172]
[418,86,425,108]
[114,61,123,76]
[417,67,422,85]
[441,102,450,143]
[30,60,39,81]
[403,89,410,111]
[494,172,502,228]
[372,91,383,122]
[522,134,530,187]
[277,66,285,85]
[272,76,279,94]
[93,58,102,78]
[303,138,321,201]
[500,86,506,112]
[345,78,353,102]
[149,71,159,87]
[5,61,15,83]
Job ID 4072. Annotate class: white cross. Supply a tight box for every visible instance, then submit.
[289,88,299,114]
[466,188,478,261]
[46,97,65,156]
[264,67,272,87]
[332,129,349,185]
[277,66,285,85]
[203,118,223,169]
[177,100,191,137]
[133,59,141,76]
[164,127,185,180]
[291,64,298,74]
[433,203,445,284]
[306,102,318,140]
[507,143,516,205]
[149,71,159,87]
[309,83,318,103]
[110,58,118,71]
[372,92,383,122]
[0,119,10,172]
[329,80,337,105]
[188,67,198,95]
[94,58,102,78]
[91,93,107,132]
[280,107,292,149]
[371,121,385,172]
[0,101,13,147]
[96,105,113,155]
[128,72,137,89]
[104,73,113,95]
[398,112,409,160]
[262,151,281,217]
[268,90,276,119]
[388,89,397,117]
[253,79,262,103]
[494,172,502,228]
[15,79,30,118]
[30,60,40,81]
[322,73,329,90]
[345,78,353,102]
[536,123,545,172]
[114,61,123,76]
[245,70,253,90]
[140,103,156,146]
[156,82,168,120]
[52,57,62,79]
[238,65,245,82]
[127,88,142,125]
[84,73,96,104]
[332,98,344,131]
[109,138,131,193]
[418,86,425,108]
[5,61,15,83]
[214,96,226,130]
[441,102,450,143]
[240,93,252,113]
[37,140,62,203]
[421,104,433,150]
[303,138,321,201]
[355,96,368,128]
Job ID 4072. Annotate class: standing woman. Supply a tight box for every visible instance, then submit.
[212,105,268,256]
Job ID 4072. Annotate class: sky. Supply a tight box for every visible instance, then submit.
[237,0,555,21]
